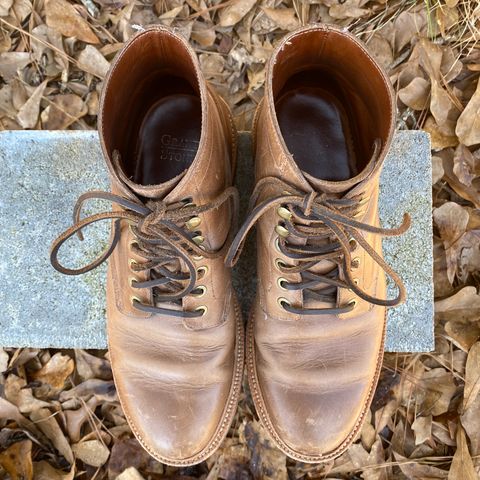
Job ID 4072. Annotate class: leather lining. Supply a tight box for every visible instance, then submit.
[276,70,359,181]
[270,28,394,181]
[133,92,201,185]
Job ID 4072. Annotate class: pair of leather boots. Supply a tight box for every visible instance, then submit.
[51,24,409,465]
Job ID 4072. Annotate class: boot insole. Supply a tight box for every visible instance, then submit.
[134,94,201,185]
[276,85,358,182]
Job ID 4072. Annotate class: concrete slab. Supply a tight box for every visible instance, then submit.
[0,130,434,351]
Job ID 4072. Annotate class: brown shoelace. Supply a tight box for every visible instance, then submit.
[51,187,239,318]
[225,176,410,315]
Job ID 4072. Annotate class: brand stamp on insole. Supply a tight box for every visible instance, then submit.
[159,134,199,162]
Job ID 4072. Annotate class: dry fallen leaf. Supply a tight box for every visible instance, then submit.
[218,0,257,27]
[0,52,32,81]
[393,451,448,479]
[366,33,393,70]
[45,0,99,44]
[463,341,480,411]
[30,408,74,464]
[432,155,445,184]
[74,350,112,381]
[398,76,430,110]
[16,81,47,129]
[32,352,74,390]
[433,202,470,283]
[453,144,478,187]
[77,45,110,78]
[261,8,299,31]
[243,420,287,480]
[448,426,477,480]
[4,374,51,413]
[32,461,75,480]
[0,347,8,372]
[116,467,145,480]
[456,78,480,146]
[42,94,87,130]
[0,440,33,480]
[412,415,432,445]
[73,439,110,467]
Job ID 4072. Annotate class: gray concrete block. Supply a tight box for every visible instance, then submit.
[0,130,434,352]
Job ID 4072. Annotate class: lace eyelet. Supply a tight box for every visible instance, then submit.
[129,276,137,287]
[349,238,357,250]
[128,258,138,269]
[182,197,194,207]
[197,266,208,277]
[277,206,292,220]
[275,224,289,238]
[195,305,208,316]
[193,235,204,245]
[352,257,361,269]
[192,285,207,298]
[274,237,281,253]
[130,295,142,306]
[275,258,286,270]
[277,297,290,310]
[348,299,357,309]
[353,278,359,285]
[129,240,138,249]
[185,216,201,230]
[277,277,288,290]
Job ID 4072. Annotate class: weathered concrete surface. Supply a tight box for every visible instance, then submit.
[0,130,433,351]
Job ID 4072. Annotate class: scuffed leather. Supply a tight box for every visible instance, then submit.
[249,24,396,462]
[98,26,243,466]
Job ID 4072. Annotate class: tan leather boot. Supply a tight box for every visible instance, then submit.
[227,24,409,462]
[51,26,244,466]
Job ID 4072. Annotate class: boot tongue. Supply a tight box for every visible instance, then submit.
[302,171,356,195]
[296,166,376,311]
[120,168,186,199]
[113,151,187,200]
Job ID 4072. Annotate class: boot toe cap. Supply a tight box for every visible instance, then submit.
[254,371,372,459]
[119,377,230,464]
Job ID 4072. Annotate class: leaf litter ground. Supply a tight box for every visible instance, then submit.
[0,0,480,478]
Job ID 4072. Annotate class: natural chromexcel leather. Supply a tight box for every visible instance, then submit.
[51,26,244,466]
[228,24,409,463]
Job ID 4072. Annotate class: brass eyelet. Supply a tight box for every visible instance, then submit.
[129,276,137,287]
[193,235,204,245]
[128,258,138,269]
[348,299,357,309]
[197,265,209,277]
[277,206,292,220]
[352,257,361,269]
[195,305,208,316]
[275,224,289,238]
[277,297,290,309]
[130,295,141,306]
[277,277,288,290]
[129,239,138,249]
[275,258,286,270]
[182,198,194,207]
[274,237,281,253]
[192,285,207,298]
[185,216,201,230]
[349,238,357,250]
